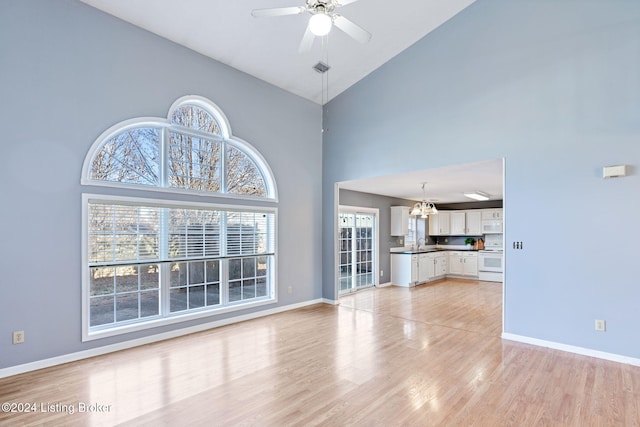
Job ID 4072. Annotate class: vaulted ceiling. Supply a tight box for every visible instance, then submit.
[79,0,476,105]
[78,0,503,203]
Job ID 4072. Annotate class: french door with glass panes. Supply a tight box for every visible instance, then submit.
[338,208,378,294]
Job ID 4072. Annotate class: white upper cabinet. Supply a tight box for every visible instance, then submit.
[390,206,409,236]
[429,211,450,235]
[450,211,466,235]
[429,209,501,236]
[465,210,482,235]
[482,209,503,220]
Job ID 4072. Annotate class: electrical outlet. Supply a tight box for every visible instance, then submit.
[13,330,24,344]
[595,319,606,332]
[380,270,383,277]
[287,286,293,295]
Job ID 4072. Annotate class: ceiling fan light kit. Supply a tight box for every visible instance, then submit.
[251,0,371,53]
[309,13,332,36]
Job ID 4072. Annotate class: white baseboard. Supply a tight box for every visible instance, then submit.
[321,298,338,305]
[377,282,392,287]
[8,313,636,379]
[502,333,640,367]
[0,298,325,379]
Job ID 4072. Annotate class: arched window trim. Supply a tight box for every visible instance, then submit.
[81,96,278,202]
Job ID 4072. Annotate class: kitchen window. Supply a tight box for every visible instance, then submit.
[81,96,277,340]
[406,217,426,247]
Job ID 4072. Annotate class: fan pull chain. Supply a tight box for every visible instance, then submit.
[321,34,329,132]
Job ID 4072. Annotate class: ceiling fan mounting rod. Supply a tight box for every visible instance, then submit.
[308,0,335,14]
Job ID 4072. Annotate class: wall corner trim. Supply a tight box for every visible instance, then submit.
[502,333,640,367]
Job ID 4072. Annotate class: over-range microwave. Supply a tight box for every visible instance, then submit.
[482,219,503,234]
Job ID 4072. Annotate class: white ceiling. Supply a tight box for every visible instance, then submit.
[79,0,476,104]
[78,0,501,203]
[339,158,504,204]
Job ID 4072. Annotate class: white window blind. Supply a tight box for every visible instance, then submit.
[89,201,275,264]
[88,203,160,265]
[226,211,274,256]
[168,208,221,260]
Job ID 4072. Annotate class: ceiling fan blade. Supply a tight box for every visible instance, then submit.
[332,15,371,44]
[251,6,306,18]
[298,24,315,53]
[335,0,361,6]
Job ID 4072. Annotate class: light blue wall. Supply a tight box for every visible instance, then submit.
[0,0,322,369]
[323,0,640,358]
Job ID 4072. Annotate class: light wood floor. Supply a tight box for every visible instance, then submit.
[2,279,640,426]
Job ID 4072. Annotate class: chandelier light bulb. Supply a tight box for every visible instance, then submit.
[309,13,332,36]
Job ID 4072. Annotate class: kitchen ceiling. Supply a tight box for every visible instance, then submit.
[339,158,504,204]
[79,0,476,104]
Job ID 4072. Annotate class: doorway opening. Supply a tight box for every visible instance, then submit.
[333,158,505,332]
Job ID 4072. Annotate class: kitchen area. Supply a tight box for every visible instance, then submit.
[389,205,503,287]
[337,158,504,294]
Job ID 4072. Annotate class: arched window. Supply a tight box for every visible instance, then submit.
[82,96,276,199]
[81,96,278,341]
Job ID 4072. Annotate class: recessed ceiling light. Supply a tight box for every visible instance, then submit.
[463,191,490,201]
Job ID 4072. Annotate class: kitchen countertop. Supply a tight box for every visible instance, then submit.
[391,246,479,254]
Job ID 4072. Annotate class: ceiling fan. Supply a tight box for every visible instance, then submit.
[251,0,372,53]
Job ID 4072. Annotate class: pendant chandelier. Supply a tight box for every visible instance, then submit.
[410,183,438,218]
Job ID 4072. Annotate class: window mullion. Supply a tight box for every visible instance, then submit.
[160,127,168,188]
[160,263,170,317]
[220,211,228,305]
[159,207,170,316]
[220,140,226,193]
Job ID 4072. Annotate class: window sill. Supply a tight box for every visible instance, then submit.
[82,296,277,342]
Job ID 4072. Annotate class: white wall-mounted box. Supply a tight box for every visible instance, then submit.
[603,165,627,178]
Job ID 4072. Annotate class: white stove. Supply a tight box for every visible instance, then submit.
[478,234,503,282]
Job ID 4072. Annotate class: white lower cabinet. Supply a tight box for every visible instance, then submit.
[418,253,433,283]
[434,253,447,277]
[391,251,455,287]
[391,254,417,287]
[410,255,418,284]
[463,253,478,276]
[447,251,478,278]
[448,252,464,275]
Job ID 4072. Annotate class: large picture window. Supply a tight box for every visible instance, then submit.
[81,96,278,340]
